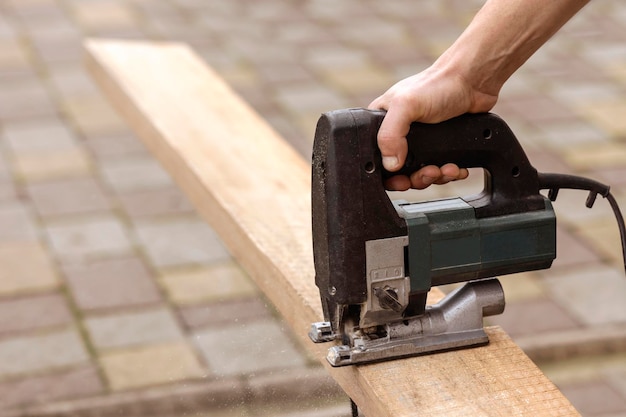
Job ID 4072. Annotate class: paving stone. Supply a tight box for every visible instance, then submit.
[559,379,626,417]
[564,142,626,173]
[0,15,17,40]
[0,292,72,336]
[45,215,134,261]
[489,298,580,338]
[303,46,370,71]
[217,64,261,91]
[553,226,601,268]
[0,181,18,202]
[117,186,194,218]
[0,151,13,182]
[592,166,626,187]
[62,95,127,136]
[273,83,349,114]
[2,117,78,153]
[71,1,137,30]
[535,119,608,149]
[12,148,92,182]
[320,65,394,96]
[84,131,147,159]
[608,369,626,398]
[575,99,626,137]
[542,264,626,326]
[99,342,205,391]
[46,63,100,97]
[8,0,67,19]
[574,218,624,265]
[0,78,57,120]
[193,320,306,377]
[23,17,81,44]
[26,177,111,217]
[178,297,271,329]
[529,54,607,84]
[85,306,184,350]
[133,217,230,268]
[496,95,581,125]
[30,36,83,65]
[0,242,59,295]
[0,203,39,242]
[0,39,32,71]
[160,261,257,305]
[549,81,626,107]
[496,272,546,303]
[0,365,103,409]
[334,18,410,47]
[62,256,162,311]
[0,327,89,377]
[99,156,173,192]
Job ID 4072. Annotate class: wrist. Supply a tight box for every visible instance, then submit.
[429,52,499,114]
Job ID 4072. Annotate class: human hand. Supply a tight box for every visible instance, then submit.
[368,66,497,191]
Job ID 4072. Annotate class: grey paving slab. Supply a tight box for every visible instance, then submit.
[2,117,79,153]
[99,341,205,391]
[117,187,194,218]
[0,327,89,377]
[0,78,57,120]
[46,63,100,97]
[193,320,306,377]
[0,203,39,242]
[559,379,626,417]
[542,264,626,326]
[0,182,18,203]
[159,261,257,305]
[26,177,112,217]
[552,226,601,269]
[489,298,581,338]
[84,131,147,159]
[84,306,184,350]
[177,298,272,330]
[99,156,174,192]
[133,218,230,268]
[0,241,60,295]
[608,369,626,398]
[273,84,350,114]
[45,215,134,261]
[0,365,103,409]
[61,256,162,311]
[0,292,73,336]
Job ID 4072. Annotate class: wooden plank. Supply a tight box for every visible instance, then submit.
[84,39,580,417]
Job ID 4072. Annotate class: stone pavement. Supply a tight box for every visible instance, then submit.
[0,0,624,416]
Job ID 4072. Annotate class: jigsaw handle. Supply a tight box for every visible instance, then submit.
[376,110,544,217]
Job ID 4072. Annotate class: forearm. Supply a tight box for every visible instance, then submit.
[435,0,589,108]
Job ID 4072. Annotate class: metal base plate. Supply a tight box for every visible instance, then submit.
[326,329,488,366]
[310,278,505,367]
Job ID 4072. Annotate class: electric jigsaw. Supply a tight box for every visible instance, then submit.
[309,108,626,367]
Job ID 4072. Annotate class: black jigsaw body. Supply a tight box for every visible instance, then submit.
[309,108,625,367]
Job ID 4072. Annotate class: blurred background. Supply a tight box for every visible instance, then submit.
[0,0,625,416]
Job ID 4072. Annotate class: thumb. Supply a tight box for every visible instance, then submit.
[374,107,411,172]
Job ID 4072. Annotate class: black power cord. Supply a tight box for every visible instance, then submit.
[538,172,626,274]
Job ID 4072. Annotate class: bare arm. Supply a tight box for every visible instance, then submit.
[369,0,589,190]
